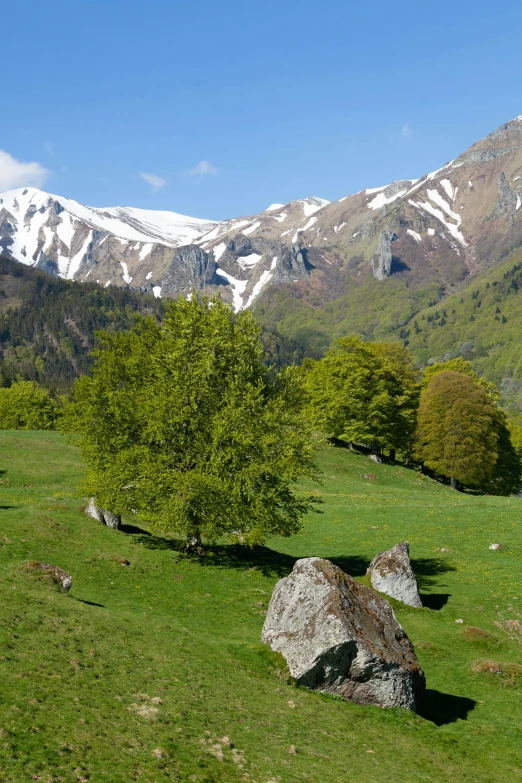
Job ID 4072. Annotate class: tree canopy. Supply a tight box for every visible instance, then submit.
[414,370,500,488]
[422,357,498,399]
[304,336,419,454]
[0,381,59,430]
[64,294,318,546]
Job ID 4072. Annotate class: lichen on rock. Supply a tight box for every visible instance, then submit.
[367,542,422,608]
[262,557,425,711]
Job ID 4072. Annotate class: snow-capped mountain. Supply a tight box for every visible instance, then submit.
[1,116,522,311]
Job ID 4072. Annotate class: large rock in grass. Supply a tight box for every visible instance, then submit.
[367,542,422,608]
[85,498,121,529]
[262,558,425,711]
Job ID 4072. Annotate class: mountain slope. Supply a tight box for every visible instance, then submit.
[0,116,521,329]
[0,256,308,392]
[0,254,165,392]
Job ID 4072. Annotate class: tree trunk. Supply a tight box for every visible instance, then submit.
[450,476,457,490]
[389,449,396,462]
[185,529,204,554]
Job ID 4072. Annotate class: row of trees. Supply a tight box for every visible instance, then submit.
[304,339,522,494]
[3,294,520,547]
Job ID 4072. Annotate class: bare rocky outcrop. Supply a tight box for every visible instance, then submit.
[160,244,218,294]
[262,557,425,711]
[494,172,518,221]
[273,244,312,283]
[85,497,121,529]
[372,229,398,280]
[367,542,422,608]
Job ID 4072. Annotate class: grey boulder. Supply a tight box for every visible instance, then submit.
[262,557,425,711]
[85,497,121,529]
[367,542,422,608]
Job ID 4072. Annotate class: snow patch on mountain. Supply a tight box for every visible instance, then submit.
[407,229,422,243]
[243,221,261,236]
[301,197,330,216]
[216,268,248,312]
[367,189,407,211]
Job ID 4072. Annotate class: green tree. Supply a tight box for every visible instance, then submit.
[0,381,59,430]
[305,337,419,455]
[64,294,318,547]
[414,371,499,489]
[422,357,498,398]
[481,411,522,495]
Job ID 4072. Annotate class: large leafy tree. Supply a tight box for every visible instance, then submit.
[0,381,59,430]
[305,337,419,454]
[64,294,318,546]
[422,357,498,398]
[421,358,521,494]
[414,370,499,489]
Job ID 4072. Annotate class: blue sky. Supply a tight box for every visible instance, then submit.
[2,0,522,219]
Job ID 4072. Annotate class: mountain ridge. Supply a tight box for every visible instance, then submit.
[0,116,521,315]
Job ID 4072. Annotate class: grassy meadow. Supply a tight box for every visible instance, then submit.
[0,431,521,782]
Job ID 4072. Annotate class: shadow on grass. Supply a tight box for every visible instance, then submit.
[74,598,105,608]
[411,557,456,591]
[328,555,370,577]
[119,523,151,536]
[420,689,476,726]
[0,505,16,510]
[126,526,457,584]
[421,593,451,610]
[131,532,372,579]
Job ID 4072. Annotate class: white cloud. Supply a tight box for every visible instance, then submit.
[140,172,167,191]
[401,123,413,138]
[189,160,218,177]
[0,150,50,191]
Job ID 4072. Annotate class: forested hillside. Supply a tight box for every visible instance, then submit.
[0,256,305,392]
[398,252,522,414]
[0,256,166,392]
[256,247,522,414]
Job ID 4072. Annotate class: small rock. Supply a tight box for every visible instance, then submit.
[439,548,449,552]
[152,748,163,759]
[288,700,295,708]
[85,497,103,523]
[288,745,297,755]
[367,542,422,608]
[455,619,464,624]
[85,498,121,529]
[369,454,382,464]
[25,561,72,590]
[489,543,501,550]
[262,557,425,711]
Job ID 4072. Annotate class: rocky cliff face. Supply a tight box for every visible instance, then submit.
[1,116,522,309]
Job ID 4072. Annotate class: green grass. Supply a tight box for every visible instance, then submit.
[1,431,521,782]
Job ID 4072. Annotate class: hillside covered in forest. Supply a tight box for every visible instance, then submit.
[0,256,306,392]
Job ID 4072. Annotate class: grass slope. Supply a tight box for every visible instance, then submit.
[1,432,521,782]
